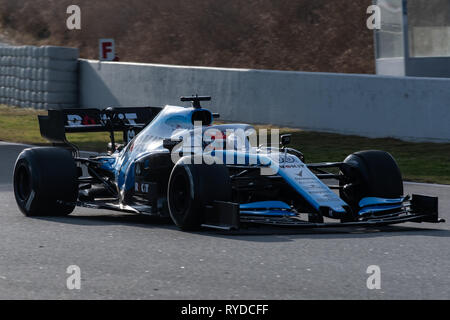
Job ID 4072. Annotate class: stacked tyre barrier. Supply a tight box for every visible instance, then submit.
[0,45,79,109]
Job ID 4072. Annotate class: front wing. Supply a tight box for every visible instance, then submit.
[202,194,445,230]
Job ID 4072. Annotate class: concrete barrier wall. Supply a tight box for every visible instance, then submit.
[79,59,450,142]
[0,45,78,109]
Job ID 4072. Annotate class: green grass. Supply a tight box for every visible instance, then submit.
[1,105,449,184]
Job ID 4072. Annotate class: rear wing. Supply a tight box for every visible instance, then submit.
[38,107,162,150]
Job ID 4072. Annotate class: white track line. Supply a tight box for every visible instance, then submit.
[0,141,33,147]
[0,141,98,156]
[404,181,450,188]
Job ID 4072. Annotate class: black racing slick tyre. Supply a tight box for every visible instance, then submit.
[167,160,232,230]
[340,150,403,214]
[13,147,78,217]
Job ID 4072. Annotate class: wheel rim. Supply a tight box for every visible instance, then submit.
[170,173,190,215]
[16,165,32,201]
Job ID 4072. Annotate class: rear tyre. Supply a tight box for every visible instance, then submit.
[340,150,403,216]
[13,147,78,216]
[167,159,232,230]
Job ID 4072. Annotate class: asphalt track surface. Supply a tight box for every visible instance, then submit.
[0,142,448,299]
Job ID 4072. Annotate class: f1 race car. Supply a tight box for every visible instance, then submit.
[13,95,445,230]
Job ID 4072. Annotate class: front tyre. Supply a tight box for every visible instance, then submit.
[13,147,78,216]
[167,160,232,230]
[340,150,403,216]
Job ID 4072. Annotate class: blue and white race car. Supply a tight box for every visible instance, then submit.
[13,96,444,230]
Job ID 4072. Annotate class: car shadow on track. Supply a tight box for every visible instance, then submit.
[212,225,450,242]
[33,213,450,242]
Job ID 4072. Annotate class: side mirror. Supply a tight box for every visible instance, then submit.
[163,138,183,151]
[280,134,291,147]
